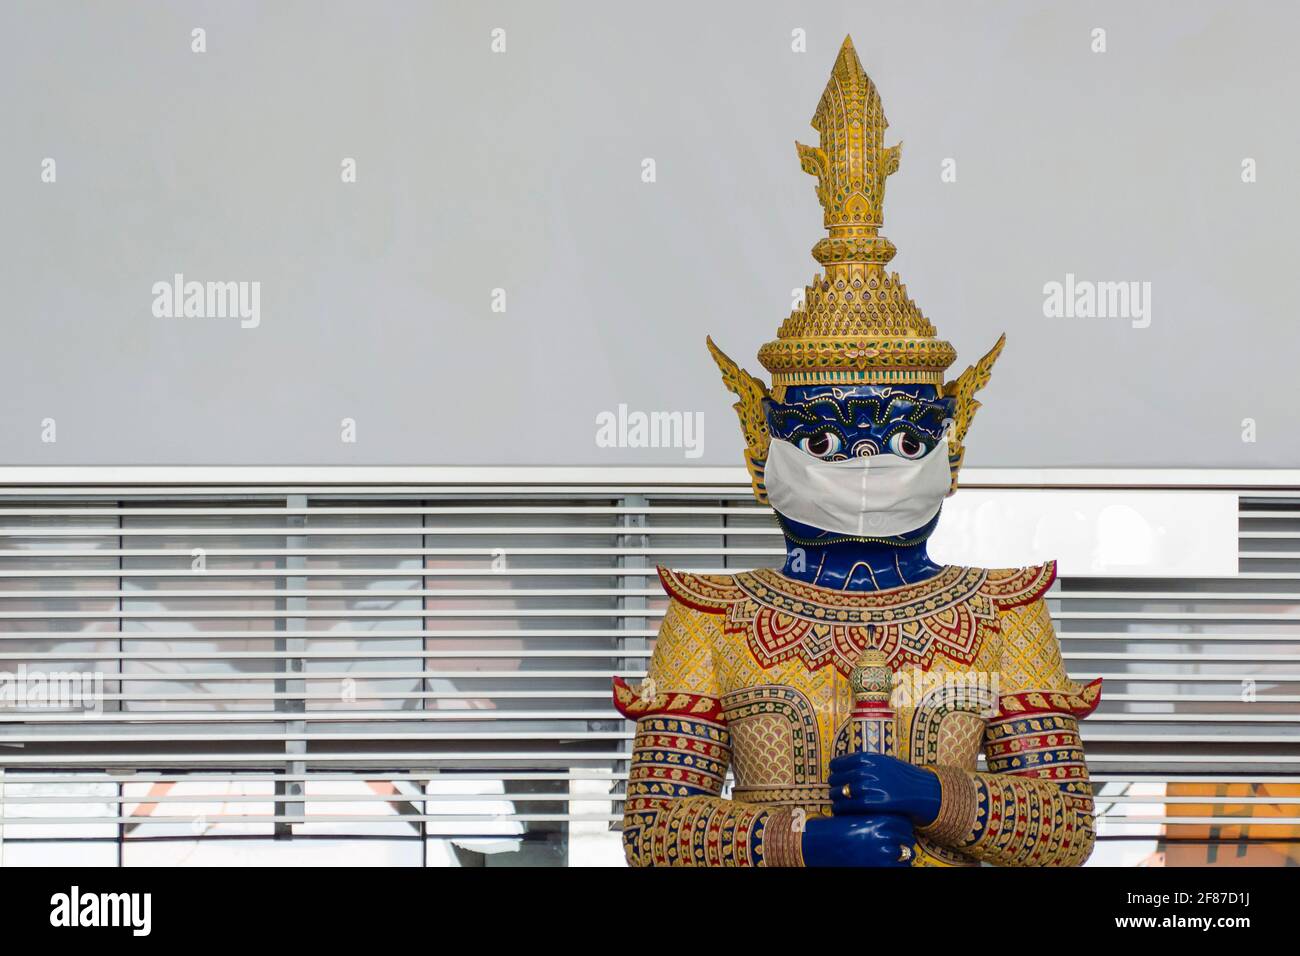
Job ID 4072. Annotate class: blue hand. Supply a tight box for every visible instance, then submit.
[800,813,916,867]
[828,752,941,824]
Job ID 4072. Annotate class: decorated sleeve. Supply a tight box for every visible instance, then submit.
[612,592,726,723]
[613,598,802,866]
[916,592,1099,866]
[993,593,1102,721]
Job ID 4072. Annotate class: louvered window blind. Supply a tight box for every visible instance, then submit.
[0,471,1295,867]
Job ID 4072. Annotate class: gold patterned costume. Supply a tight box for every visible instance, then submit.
[615,563,1100,866]
[614,37,1101,867]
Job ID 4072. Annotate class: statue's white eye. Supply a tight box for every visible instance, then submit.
[888,432,927,459]
[798,431,842,459]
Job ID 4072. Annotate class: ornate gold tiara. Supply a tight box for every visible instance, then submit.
[708,36,1005,503]
[760,35,955,389]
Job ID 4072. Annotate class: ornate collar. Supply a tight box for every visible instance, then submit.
[658,562,1055,675]
[732,566,989,627]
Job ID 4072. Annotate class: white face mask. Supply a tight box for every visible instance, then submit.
[763,436,952,538]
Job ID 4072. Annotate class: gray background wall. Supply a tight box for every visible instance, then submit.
[1,0,1295,466]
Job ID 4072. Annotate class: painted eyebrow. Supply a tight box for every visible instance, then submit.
[769,395,948,428]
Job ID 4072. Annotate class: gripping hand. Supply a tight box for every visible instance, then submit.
[828,752,941,824]
[800,813,916,867]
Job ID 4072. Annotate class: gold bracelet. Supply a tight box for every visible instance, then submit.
[761,807,806,867]
[916,765,979,847]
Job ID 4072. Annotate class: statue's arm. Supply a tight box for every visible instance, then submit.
[613,599,802,867]
[919,712,1096,867]
[919,599,1102,867]
[620,711,801,866]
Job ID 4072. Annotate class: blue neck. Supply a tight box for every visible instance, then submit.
[776,514,945,592]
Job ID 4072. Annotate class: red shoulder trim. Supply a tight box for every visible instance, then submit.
[611,676,726,723]
[994,676,1102,721]
[656,566,744,615]
[982,560,1057,610]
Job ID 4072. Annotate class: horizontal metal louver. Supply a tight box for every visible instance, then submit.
[0,475,1296,865]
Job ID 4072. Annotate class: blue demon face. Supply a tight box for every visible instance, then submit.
[764,384,956,462]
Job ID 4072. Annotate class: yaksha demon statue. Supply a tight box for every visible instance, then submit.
[612,36,1102,867]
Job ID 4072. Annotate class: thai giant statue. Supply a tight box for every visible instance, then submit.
[612,36,1102,867]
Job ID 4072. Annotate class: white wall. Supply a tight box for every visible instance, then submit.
[2,1,1295,467]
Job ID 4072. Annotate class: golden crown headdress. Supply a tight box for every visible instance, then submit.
[708,35,1005,503]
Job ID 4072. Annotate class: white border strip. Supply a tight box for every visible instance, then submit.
[0,466,1296,489]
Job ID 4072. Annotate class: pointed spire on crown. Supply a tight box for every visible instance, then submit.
[707,36,1008,503]
[758,35,956,390]
[797,35,899,238]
